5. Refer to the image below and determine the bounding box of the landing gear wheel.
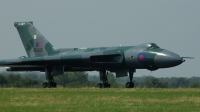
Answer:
[126,69,135,88]
[53,82,57,88]
[97,83,103,88]
[51,82,57,88]
[47,82,51,88]
[47,82,57,88]
[97,83,110,88]
[42,82,47,88]
[103,83,111,88]
[126,82,134,88]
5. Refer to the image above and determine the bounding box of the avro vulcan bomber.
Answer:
[0,22,192,88]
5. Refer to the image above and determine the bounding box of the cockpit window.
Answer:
[147,44,152,48]
[147,43,159,48]
[152,43,159,48]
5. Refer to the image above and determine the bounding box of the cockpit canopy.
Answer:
[147,43,159,49]
[136,43,160,49]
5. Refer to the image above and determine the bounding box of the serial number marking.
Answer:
[34,48,43,52]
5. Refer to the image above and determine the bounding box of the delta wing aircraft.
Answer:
[0,22,192,88]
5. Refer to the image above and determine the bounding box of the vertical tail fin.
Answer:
[14,22,59,57]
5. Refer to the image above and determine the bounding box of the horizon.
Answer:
[0,1,199,78]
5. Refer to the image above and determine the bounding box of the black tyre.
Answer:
[53,82,57,88]
[126,82,134,88]
[126,82,130,88]
[42,82,47,88]
[104,83,111,88]
[132,82,134,88]
[51,82,57,88]
[107,83,111,88]
[47,83,51,88]
[97,83,102,88]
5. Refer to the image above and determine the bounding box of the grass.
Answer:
[0,88,200,112]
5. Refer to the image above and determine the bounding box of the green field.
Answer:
[0,88,200,112]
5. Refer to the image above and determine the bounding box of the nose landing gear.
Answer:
[126,69,135,88]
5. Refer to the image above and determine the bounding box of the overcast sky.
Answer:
[0,0,199,77]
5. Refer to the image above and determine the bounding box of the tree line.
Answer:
[0,72,199,88]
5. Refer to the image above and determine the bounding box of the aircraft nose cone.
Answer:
[154,50,184,68]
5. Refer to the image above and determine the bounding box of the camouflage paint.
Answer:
[1,22,184,75]
[14,22,59,57]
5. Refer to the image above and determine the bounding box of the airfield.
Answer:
[0,88,200,112]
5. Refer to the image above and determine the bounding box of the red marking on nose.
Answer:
[139,55,144,61]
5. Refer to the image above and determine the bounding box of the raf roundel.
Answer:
[137,52,146,63]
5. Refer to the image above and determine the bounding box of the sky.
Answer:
[0,0,199,78]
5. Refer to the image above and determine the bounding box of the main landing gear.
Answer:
[97,70,111,88]
[97,69,135,88]
[126,69,135,88]
[42,67,57,88]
